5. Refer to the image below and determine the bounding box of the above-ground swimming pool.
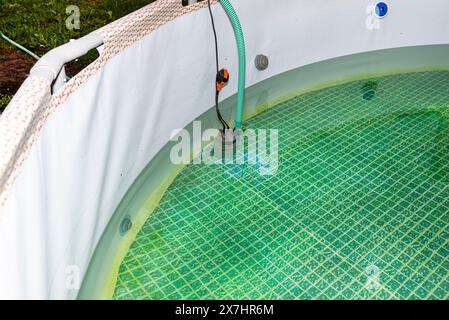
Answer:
[2,0,449,300]
[112,71,449,300]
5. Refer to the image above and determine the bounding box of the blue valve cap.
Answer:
[375,2,389,18]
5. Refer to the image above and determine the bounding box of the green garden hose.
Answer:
[219,0,246,129]
[0,33,40,60]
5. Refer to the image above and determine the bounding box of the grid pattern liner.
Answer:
[114,71,449,300]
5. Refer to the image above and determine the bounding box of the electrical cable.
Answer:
[207,0,230,132]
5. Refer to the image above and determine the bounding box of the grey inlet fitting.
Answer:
[120,216,133,236]
[255,54,269,71]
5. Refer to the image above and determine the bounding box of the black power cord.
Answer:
[207,0,230,131]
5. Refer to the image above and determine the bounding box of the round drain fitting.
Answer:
[120,216,133,236]
[255,54,269,71]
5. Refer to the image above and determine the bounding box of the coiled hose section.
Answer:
[219,0,246,129]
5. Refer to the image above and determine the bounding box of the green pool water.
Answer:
[113,71,449,300]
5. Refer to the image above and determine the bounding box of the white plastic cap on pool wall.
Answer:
[30,32,103,92]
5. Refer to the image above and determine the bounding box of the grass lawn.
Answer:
[0,94,13,110]
[0,0,154,110]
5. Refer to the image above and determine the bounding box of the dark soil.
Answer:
[0,48,35,95]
